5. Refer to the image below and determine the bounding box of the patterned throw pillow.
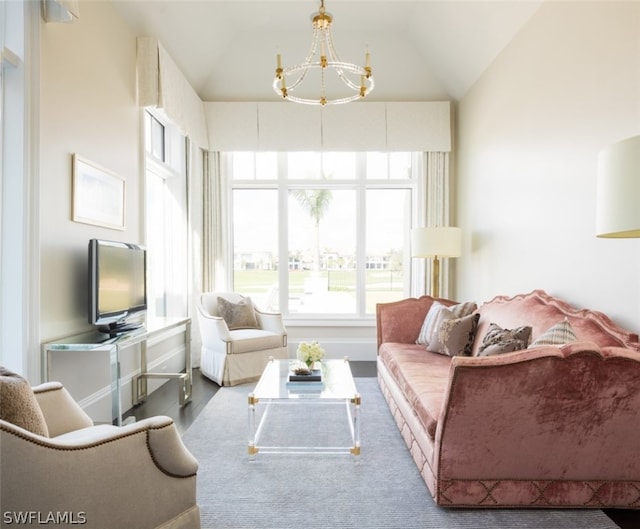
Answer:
[0,366,49,437]
[217,296,259,330]
[416,301,478,353]
[477,323,532,356]
[529,318,577,347]
[416,301,477,347]
[430,313,480,357]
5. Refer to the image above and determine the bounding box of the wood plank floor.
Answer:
[125,362,636,529]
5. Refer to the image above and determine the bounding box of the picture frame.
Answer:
[72,154,125,230]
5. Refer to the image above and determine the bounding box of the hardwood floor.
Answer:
[125,362,637,529]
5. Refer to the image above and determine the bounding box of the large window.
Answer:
[144,111,188,319]
[227,152,418,318]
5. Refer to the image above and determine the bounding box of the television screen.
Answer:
[88,239,147,332]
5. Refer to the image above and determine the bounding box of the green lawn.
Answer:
[233,269,404,313]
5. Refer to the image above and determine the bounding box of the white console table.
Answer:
[42,317,192,425]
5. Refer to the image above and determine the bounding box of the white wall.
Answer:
[39,1,140,342]
[456,1,640,332]
[38,2,188,417]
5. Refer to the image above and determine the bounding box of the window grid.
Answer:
[227,152,418,319]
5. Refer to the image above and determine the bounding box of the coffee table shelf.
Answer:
[248,357,361,458]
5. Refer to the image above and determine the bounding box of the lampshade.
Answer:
[411,227,462,258]
[596,135,640,238]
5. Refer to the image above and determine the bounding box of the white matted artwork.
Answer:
[72,154,125,230]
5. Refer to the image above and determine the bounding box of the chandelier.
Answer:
[273,0,374,106]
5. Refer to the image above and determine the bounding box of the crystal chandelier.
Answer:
[273,0,374,106]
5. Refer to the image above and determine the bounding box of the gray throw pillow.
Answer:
[416,301,477,347]
[217,296,259,330]
[430,312,480,357]
[478,323,532,356]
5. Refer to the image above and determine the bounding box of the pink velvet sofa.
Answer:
[376,289,640,508]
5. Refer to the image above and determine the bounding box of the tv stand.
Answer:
[98,321,144,336]
[42,317,192,425]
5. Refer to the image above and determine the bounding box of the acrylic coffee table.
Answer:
[248,357,361,459]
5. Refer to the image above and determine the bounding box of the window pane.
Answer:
[322,152,356,179]
[389,152,412,179]
[366,152,388,179]
[256,152,278,180]
[230,152,254,179]
[365,189,410,313]
[288,152,321,180]
[288,189,356,314]
[232,189,279,311]
[146,173,167,317]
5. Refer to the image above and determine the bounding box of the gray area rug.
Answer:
[182,378,620,529]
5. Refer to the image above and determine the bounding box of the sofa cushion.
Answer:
[477,323,532,356]
[416,301,477,347]
[529,318,577,347]
[0,367,49,437]
[378,343,451,439]
[217,295,258,330]
[430,313,480,357]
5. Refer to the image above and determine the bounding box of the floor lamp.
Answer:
[596,135,640,238]
[411,227,462,299]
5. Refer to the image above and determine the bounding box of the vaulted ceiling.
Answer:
[111,0,543,102]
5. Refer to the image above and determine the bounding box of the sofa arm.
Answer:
[33,382,94,437]
[376,296,457,348]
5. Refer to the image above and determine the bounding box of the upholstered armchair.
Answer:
[197,292,288,386]
[0,368,200,529]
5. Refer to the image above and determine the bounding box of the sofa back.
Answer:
[472,289,640,356]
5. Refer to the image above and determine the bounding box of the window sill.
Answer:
[283,317,376,327]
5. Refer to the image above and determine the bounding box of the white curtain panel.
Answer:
[412,152,453,299]
[202,152,228,293]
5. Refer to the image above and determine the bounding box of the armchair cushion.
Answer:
[217,295,258,330]
[0,366,48,437]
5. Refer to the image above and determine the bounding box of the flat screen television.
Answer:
[88,239,147,334]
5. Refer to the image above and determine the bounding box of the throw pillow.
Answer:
[529,318,577,347]
[430,313,480,357]
[449,301,478,318]
[0,366,49,437]
[217,296,259,330]
[477,323,532,357]
[416,301,477,347]
[416,302,450,347]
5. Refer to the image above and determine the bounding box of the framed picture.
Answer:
[72,154,125,230]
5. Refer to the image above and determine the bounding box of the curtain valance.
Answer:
[204,101,451,152]
[137,37,209,150]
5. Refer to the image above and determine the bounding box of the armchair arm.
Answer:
[1,415,198,529]
[51,416,198,477]
[197,303,232,345]
[255,308,287,340]
[33,382,93,436]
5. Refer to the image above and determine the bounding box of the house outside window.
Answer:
[226,152,418,319]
